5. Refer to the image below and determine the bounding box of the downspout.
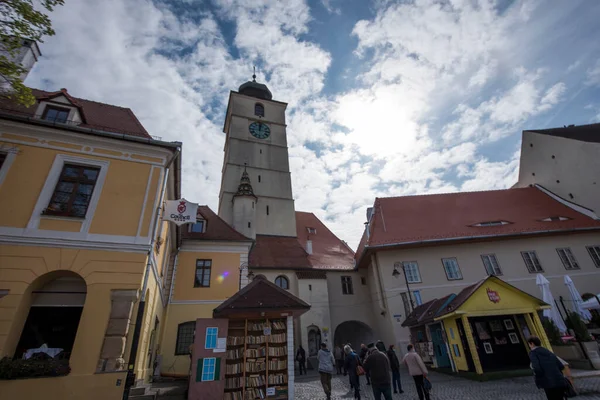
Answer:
[123,148,179,399]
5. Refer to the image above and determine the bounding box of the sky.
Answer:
[27,0,600,249]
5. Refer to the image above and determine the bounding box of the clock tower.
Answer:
[218,76,297,238]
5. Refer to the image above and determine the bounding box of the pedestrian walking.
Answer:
[296,345,306,376]
[317,342,336,400]
[403,344,430,400]
[359,343,371,385]
[376,340,386,353]
[334,345,344,374]
[528,336,566,400]
[344,345,362,400]
[387,344,404,394]
[363,343,393,400]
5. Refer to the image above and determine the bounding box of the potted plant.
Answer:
[569,312,600,370]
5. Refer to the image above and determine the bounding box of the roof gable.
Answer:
[183,205,250,242]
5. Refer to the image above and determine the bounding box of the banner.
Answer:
[163,199,198,225]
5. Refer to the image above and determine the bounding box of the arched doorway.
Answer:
[14,271,87,360]
[307,325,321,357]
[333,320,374,350]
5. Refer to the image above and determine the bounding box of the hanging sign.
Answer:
[486,288,500,303]
[163,199,198,225]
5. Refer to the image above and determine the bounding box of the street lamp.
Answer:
[393,262,415,312]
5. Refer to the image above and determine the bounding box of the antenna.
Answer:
[252,66,256,82]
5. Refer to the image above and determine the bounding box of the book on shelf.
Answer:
[246,335,266,344]
[268,359,287,370]
[227,348,244,359]
[245,358,266,373]
[244,388,265,400]
[271,320,286,330]
[226,363,243,375]
[225,377,243,389]
[268,346,287,357]
[224,391,243,400]
[227,336,245,346]
[248,321,267,331]
[245,347,266,358]
[268,374,288,385]
[245,374,266,388]
[268,333,286,343]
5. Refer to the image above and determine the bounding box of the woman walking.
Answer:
[318,342,336,400]
[528,336,566,400]
[344,345,362,399]
[403,344,430,400]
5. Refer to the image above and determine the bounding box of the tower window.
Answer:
[258,175,261,183]
[266,205,269,215]
[275,276,289,290]
[254,103,264,117]
[248,222,251,228]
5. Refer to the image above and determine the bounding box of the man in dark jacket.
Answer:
[359,343,371,385]
[528,336,566,400]
[376,340,386,353]
[296,345,306,375]
[344,345,362,399]
[387,344,403,394]
[363,343,392,400]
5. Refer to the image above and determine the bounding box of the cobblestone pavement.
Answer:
[295,369,600,400]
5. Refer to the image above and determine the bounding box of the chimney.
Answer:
[306,240,313,255]
[366,207,374,221]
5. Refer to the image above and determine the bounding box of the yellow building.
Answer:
[0,87,181,399]
[402,275,552,375]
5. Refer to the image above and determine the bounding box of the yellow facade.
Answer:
[0,118,180,399]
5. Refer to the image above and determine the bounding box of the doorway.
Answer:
[307,326,321,357]
[428,323,451,368]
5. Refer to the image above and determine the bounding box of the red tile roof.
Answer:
[296,270,327,279]
[183,206,251,242]
[213,275,310,317]
[356,187,600,267]
[248,212,355,270]
[0,88,151,138]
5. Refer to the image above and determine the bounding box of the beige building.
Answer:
[355,186,600,356]
[515,123,600,213]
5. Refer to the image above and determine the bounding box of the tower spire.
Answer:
[252,66,256,82]
[234,163,256,198]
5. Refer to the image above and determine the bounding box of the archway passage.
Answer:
[334,320,374,350]
[15,272,87,360]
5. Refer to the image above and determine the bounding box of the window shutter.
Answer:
[215,358,221,381]
[196,358,204,382]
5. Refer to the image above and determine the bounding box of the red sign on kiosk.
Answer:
[486,288,500,303]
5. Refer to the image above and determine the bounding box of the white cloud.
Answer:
[586,59,600,86]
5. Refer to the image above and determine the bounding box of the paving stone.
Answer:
[295,368,600,400]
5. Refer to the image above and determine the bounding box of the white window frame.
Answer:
[189,219,206,233]
[401,261,421,283]
[0,151,17,188]
[205,327,218,350]
[27,154,109,233]
[556,248,579,270]
[481,254,502,276]
[442,258,463,280]
[307,227,317,234]
[201,357,216,382]
[521,251,543,273]
[587,246,600,268]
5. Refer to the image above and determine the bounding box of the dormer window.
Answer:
[307,227,317,234]
[472,221,510,227]
[541,216,570,222]
[42,106,70,123]
[190,219,206,233]
[254,103,264,117]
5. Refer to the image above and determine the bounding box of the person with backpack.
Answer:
[528,336,567,400]
[317,342,336,400]
[344,345,362,400]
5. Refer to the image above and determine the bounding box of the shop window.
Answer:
[175,321,195,355]
[341,276,353,295]
[441,258,462,280]
[275,276,289,290]
[587,246,600,267]
[190,220,205,233]
[401,261,422,283]
[205,327,218,349]
[194,259,212,287]
[481,254,502,276]
[556,248,580,270]
[44,164,100,217]
[521,251,543,273]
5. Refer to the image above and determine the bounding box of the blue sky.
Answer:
[27,0,600,248]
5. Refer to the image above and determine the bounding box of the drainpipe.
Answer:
[123,149,179,400]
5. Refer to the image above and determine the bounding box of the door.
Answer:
[456,318,475,372]
[429,323,451,368]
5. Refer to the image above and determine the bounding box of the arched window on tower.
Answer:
[254,103,264,117]
[275,276,289,290]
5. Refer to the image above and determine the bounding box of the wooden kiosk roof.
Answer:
[213,275,310,318]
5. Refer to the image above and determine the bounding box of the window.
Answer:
[258,175,261,183]
[521,251,543,273]
[360,277,366,285]
[472,221,510,227]
[200,357,217,381]
[266,205,269,215]
[194,260,212,287]
[557,248,580,270]
[254,103,264,117]
[441,258,463,280]
[190,220,205,233]
[587,246,600,267]
[175,322,195,355]
[44,164,100,217]
[307,227,317,234]
[413,290,422,306]
[42,106,70,123]
[205,327,218,349]
[401,261,422,283]
[541,216,570,222]
[275,276,289,290]
[341,276,353,295]
[481,254,502,276]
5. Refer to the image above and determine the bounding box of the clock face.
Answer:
[249,122,270,139]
